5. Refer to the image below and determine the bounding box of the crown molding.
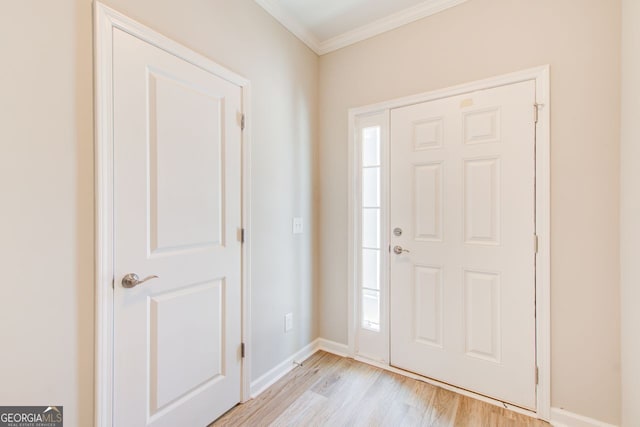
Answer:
[254,0,322,54]
[255,0,468,56]
[317,0,469,54]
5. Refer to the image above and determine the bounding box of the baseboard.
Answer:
[249,339,320,398]
[550,408,618,427]
[316,338,350,357]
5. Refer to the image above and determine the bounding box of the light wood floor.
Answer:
[211,351,549,427]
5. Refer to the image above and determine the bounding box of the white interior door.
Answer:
[112,27,243,426]
[389,81,537,409]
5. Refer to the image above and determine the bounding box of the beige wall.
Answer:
[318,0,621,423]
[0,2,94,426]
[621,0,640,425]
[0,1,318,426]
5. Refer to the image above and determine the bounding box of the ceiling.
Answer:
[254,0,469,55]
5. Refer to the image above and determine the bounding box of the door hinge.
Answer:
[241,342,245,358]
[534,104,539,124]
[534,234,539,254]
[241,114,246,131]
[535,366,539,385]
[240,228,246,243]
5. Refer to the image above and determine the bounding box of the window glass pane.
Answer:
[362,127,380,167]
[362,208,380,249]
[362,248,380,290]
[362,289,380,331]
[362,167,380,208]
[360,123,382,334]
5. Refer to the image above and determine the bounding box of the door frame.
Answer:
[347,66,550,420]
[93,3,253,426]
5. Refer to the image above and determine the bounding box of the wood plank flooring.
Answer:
[210,351,549,427]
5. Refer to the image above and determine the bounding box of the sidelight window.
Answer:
[360,126,381,331]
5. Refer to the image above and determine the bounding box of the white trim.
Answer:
[317,338,350,358]
[94,6,115,426]
[253,0,321,54]
[317,0,469,55]
[347,65,551,421]
[349,66,551,115]
[534,66,552,421]
[241,83,253,404]
[254,0,468,55]
[249,340,320,398]
[248,339,348,399]
[550,408,618,427]
[93,3,252,425]
[347,114,357,357]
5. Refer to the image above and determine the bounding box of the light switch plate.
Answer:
[285,313,293,332]
[293,217,303,234]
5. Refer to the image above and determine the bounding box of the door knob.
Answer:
[122,273,159,288]
[393,246,410,255]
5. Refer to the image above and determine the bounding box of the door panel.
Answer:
[463,270,501,362]
[113,28,242,427]
[464,157,500,245]
[414,163,443,241]
[148,71,224,252]
[390,81,536,409]
[150,281,224,412]
[414,265,443,348]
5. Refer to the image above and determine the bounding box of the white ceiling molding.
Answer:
[255,0,469,56]
[254,0,322,54]
[317,0,469,55]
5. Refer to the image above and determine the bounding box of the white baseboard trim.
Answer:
[316,338,350,357]
[249,338,350,399]
[249,339,320,398]
[550,408,618,427]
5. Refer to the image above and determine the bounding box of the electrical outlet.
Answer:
[285,313,293,332]
[292,217,303,234]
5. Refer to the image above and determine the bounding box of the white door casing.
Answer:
[389,81,537,409]
[95,4,252,426]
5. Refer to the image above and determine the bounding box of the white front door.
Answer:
[112,27,243,426]
[389,81,537,409]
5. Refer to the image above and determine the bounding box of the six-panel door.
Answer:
[389,81,537,409]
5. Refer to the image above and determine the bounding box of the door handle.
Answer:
[393,246,410,255]
[122,273,159,288]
